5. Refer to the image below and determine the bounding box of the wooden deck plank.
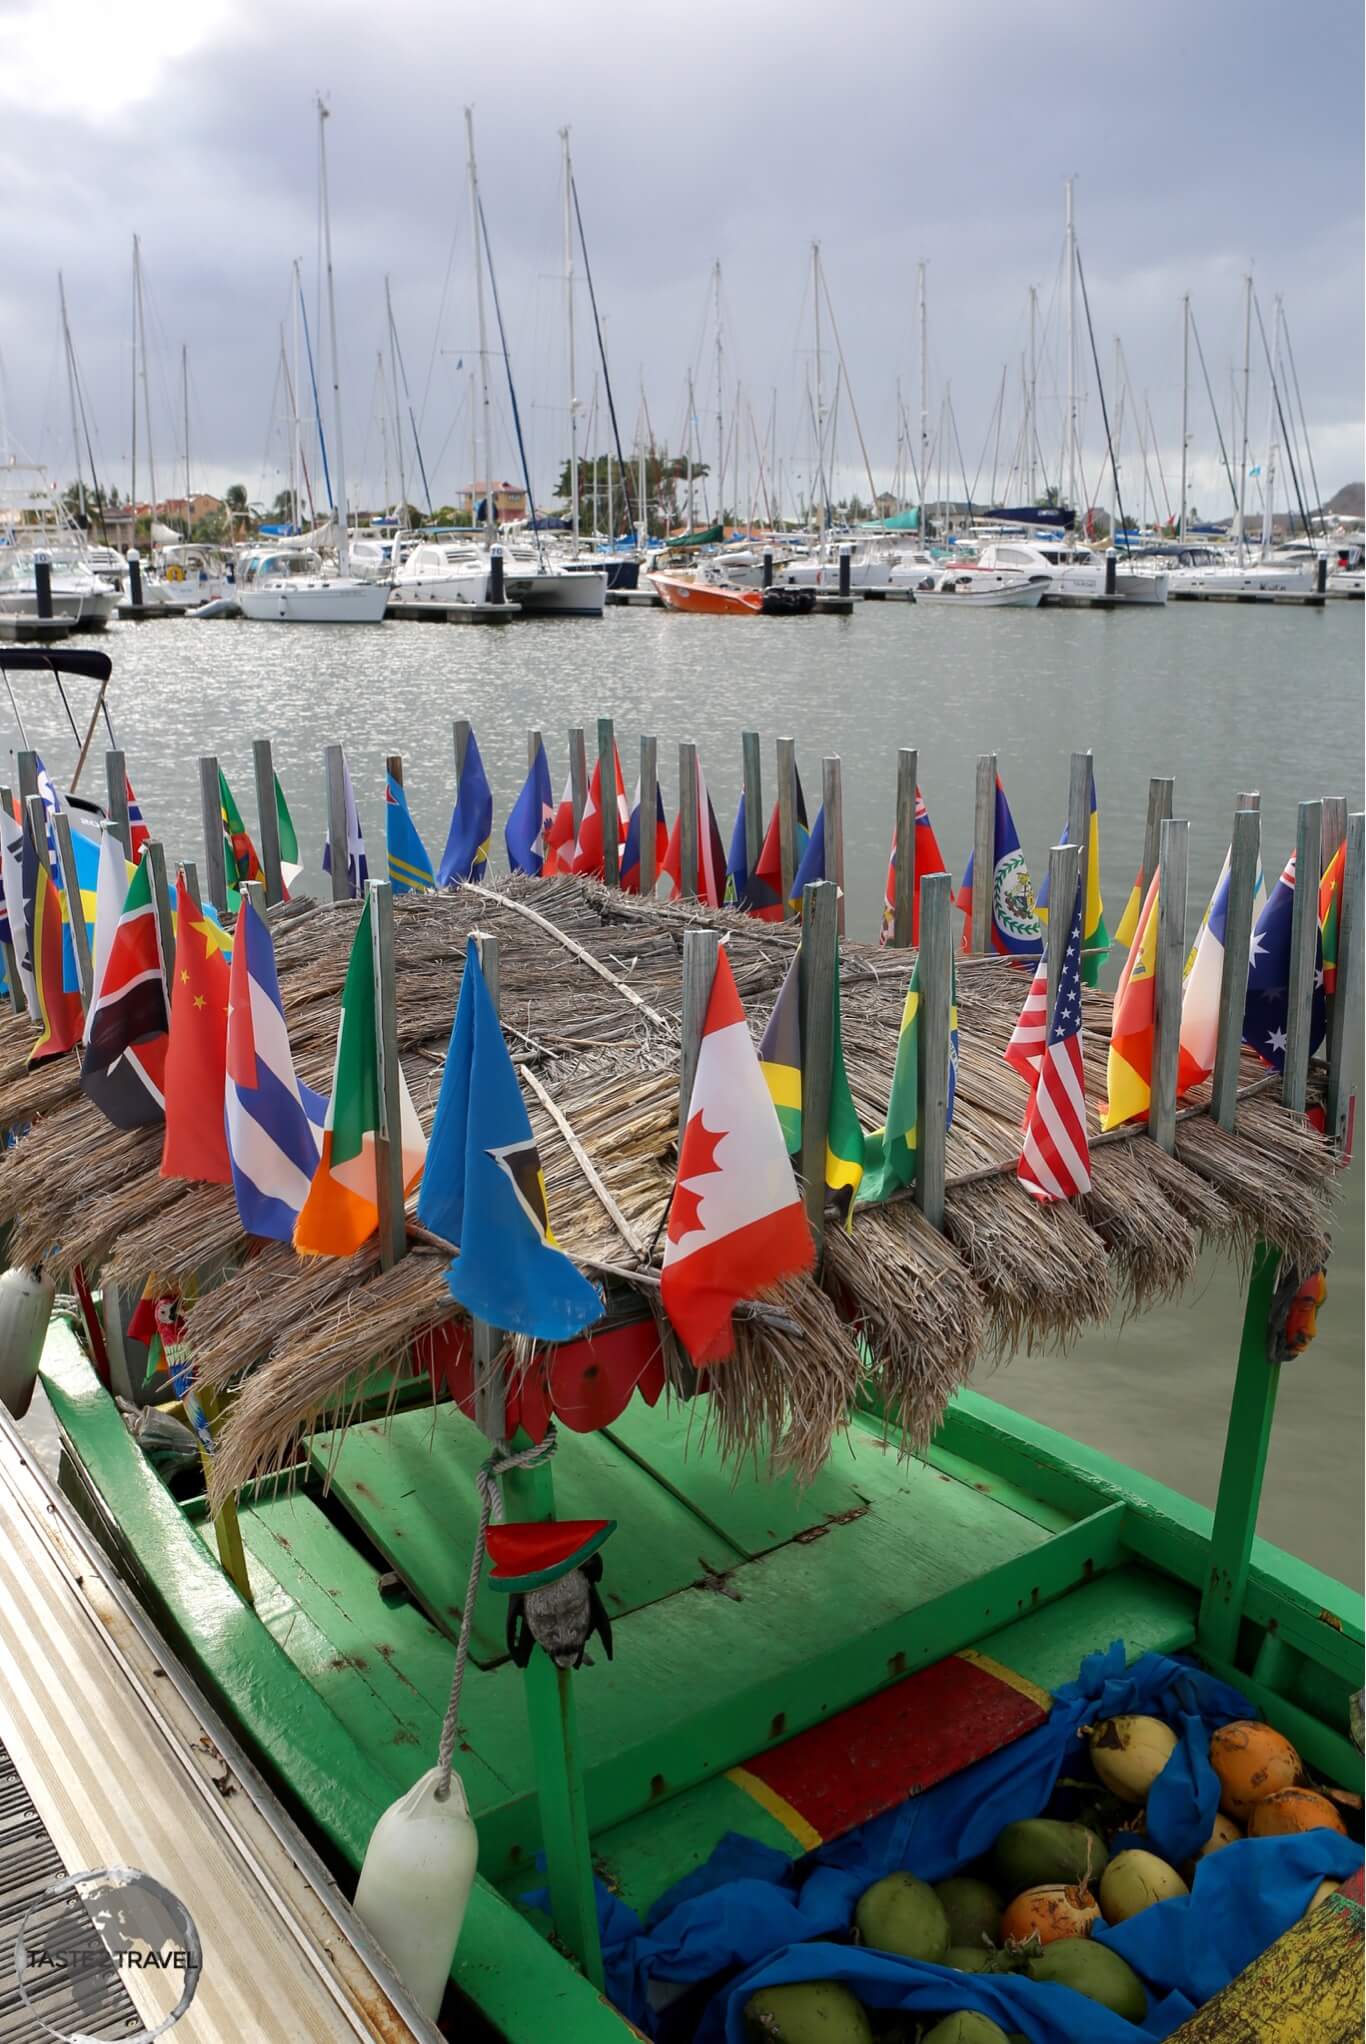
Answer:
[310,1404,750,1658]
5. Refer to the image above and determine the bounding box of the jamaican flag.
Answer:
[859,955,959,1205]
[757,943,864,1227]
[219,768,264,888]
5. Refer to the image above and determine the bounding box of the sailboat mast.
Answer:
[129,238,138,535]
[685,372,696,532]
[1235,271,1252,564]
[1260,328,1278,561]
[465,108,495,546]
[1064,177,1077,510]
[58,273,86,528]
[638,390,647,545]
[712,260,724,531]
[135,238,159,547]
[560,128,580,550]
[290,258,303,530]
[1027,283,1038,502]
[1179,293,1190,541]
[385,276,410,531]
[812,241,824,539]
[181,344,192,539]
[317,98,351,575]
[917,260,928,541]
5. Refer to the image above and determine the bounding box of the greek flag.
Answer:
[225,897,326,1241]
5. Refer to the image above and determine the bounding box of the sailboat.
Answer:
[239,101,388,625]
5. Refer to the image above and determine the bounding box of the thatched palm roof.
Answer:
[0,877,1338,1490]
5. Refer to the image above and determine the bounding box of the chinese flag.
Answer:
[160,877,233,1184]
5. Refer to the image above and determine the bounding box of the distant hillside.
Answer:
[1325,482,1364,518]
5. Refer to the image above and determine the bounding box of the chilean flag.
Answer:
[661,947,813,1364]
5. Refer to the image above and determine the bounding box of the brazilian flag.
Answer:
[758,944,865,1229]
[859,953,958,1205]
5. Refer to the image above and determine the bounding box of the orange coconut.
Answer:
[1000,1882,1100,1945]
[1246,1788,1348,1839]
[1208,1721,1301,1822]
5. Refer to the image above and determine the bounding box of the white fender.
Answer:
[353,1765,478,2019]
[0,1266,55,1420]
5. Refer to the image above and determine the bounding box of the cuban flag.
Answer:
[955,775,1043,959]
[225,897,327,1241]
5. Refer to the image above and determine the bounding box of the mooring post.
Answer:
[639,735,658,897]
[1325,812,1364,1150]
[798,880,839,1253]
[1281,799,1324,1115]
[762,547,774,589]
[32,552,53,621]
[324,743,351,902]
[970,754,997,955]
[892,748,917,948]
[252,737,284,906]
[776,736,798,918]
[597,716,619,886]
[679,927,720,1135]
[0,785,25,1015]
[838,543,852,600]
[568,727,588,836]
[1045,843,1080,1018]
[368,879,409,1272]
[488,543,506,607]
[822,756,845,936]
[145,841,176,980]
[126,549,144,608]
[51,811,94,1007]
[1149,817,1189,1154]
[915,872,952,1230]
[197,754,229,913]
[1210,807,1261,1133]
[741,730,763,892]
[678,741,699,900]
[104,750,132,861]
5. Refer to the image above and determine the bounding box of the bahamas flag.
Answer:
[418,938,602,1339]
[955,775,1043,959]
[385,774,436,892]
[438,729,493,886]
[757,944,864,1226]
[1035,774,1110,987]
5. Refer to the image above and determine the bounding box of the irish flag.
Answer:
[661,947,813,1363]
[294,895,426,1255]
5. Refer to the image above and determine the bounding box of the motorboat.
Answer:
[236,547,389,624]
[886,549,950,592]
[648,570,764,615]
[500,548,607,617]
[777,545,891,591]
[975,540,1168,607]
[911,570,1046,609]
[0,547,116,625]
[389,540,489,607]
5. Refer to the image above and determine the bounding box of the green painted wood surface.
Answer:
[40,1327,635,2043]
[1198,1242,1282,1662]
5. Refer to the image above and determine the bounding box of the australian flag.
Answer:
[1243,852,1325,1072]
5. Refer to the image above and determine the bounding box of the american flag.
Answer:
[1018,879,1092,1203]
[1004,954,1048,1080]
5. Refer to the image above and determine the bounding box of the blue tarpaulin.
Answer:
[584,1644,1363,2041]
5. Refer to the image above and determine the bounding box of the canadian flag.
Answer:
[661,947,814,1363]
[570,747,630,877]
[542,771,578,876]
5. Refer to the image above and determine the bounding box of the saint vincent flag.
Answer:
[219,768,263,888]
[28,854,83,1065]
[385,774,436,892]
[757,944,864,1227]
[161,877,234,1183]
[294,894,427,1256]
[1035,774,1109,987]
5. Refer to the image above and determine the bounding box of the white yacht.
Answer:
[0,547,117,625]
[975,540,1168,607]
[237,546,388,624]
[1165,554,1317,602]
[500,546,606,617]
[389,539,488,606]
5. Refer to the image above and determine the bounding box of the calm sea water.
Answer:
[12,599,1363,1583]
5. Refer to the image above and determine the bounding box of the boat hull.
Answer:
[648,573,764,615]
[238,579,389,624]
[502,568,607,616]
[914,580,1046,608]
[388,569,489,608]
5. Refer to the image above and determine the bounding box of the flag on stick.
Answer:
[275,774,302,891]
[126,776,150,859]
[542,770,577,876]
[878,786,949,946]
[662,947,813,1364]
[219,768,263,888]
[956,775,1043,958]
[757,943,866,1225]
[417,938,601,1338]
[1242,852,1326,1073]
[749,766,810,922]
[505,740,554,876]
[161,877,233,1182]
[1178,837,1265,1088]
[322,757,369,897]
[81,839,167,1128]
[385,774,436,892]
[570,747,630,879]
[788,807,827,911]
[225,898,326,1240]
[1320,841,1346,996]
[1035,774,1110,986]
[438,729,494,886]
[0,809,34,1011]
[661,756,728,907]
[620,778,667,895]
[1017,879,1092,1203]
[1004,954,1049,1082]
[28,852,82,1065]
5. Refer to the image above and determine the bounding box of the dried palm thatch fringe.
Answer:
[684,1276,866,1486]
[1080,1146,1200,1315]
[188,1239,386,1391]
[945,1175,1114,1355]
[825,1207,986,1446]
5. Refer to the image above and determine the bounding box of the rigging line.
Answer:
[989,362,1007,504]
[1144,392,1174,525]
[948,388,973,524]
[896,396,925,508]
[298,272,333,514]
[1073,242,1132,552]
[571,174,634,536]
[1250,285,1314,544]
[1188,303,1239,516]
[389,299,434,516]
[476,190,544,559]
[816,266,880,513]
[418,209,464,432]
[1278,306,1325,536]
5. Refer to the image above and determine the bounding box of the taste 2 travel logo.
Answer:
[15,1865,201,2042]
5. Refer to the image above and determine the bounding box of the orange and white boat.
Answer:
[648,571,763,616]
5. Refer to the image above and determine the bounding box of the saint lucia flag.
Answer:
[1035,773,1109,986]
[418,938,602,1339]
[955,775,1043,959]
[385,774,436,892]
[438,729,494,886]
[505,738,553,876]
[225,898,327,1241]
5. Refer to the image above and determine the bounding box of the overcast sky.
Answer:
[1,0,1361,523]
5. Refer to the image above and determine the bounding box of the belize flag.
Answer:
[621,778,667,895]
[956,775,1043,959]
[1242,852,1326,1073]
[225,897,327,1240]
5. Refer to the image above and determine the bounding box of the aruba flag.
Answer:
[385,774,436,892]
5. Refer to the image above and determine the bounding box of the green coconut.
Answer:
[743,1979,874,2043]
[933,1877,1003,1949]
[945,1946,996,1973]
[989,1818,1109,1896]
[920,2016,1013,2044]
[1026,1939,1147,2022]
[854,1873,951,1964]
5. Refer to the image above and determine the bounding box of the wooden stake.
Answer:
[776,736,798,918]
[1321,796,1347,869]
[385,751,404,789]
[15,751,38,817]
[0,785,25,1015]
[798,879,839,1251]
[639,735,658,897]
[1324,811,1363,1149]
[252,737,284,907]
[145,841,176,981]
[1211,806,1261,1132]
[51,811,93,1006]
[1066,749,1092,937]
[1149,816,1188,1153]
[368,880,408,1271]
[453,718,471,785]
[679,927,719,1135]
[970,754,996,954]
[1141,776,1174,899]
[678,741,699,900]
[568,726,587,834]
[197,754,229,913]
[527,727,542,774]
[915,872,952,1230]
[324,744,351,902]
[1281,799,1323,1114]
[822,756,845,936]
[892,748,917,948]
[104,750,132,860]
[597,717,619,886]
[741,730,763,885]
[1045,843,1080,1017]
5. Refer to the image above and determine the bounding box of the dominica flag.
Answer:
[81,841,169,1129]
[878,786,949,947]
[438,728,494,886]
[956,775,1043,959]
[385,773,436,892]
[1035,773,1109,986]
[295,893,427,1256]
[757,943,865,1226]
[219,768,264,889]
[505,738,554,876]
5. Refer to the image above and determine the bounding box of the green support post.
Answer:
[1197,1242,1281,1665]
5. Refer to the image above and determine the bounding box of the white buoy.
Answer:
[353,1766,478,2020]
[0,1267,54,1419]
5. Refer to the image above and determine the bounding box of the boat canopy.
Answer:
[980,505,1078,531]
[661,523,724,549]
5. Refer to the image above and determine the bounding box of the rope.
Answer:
[434,1426,558,1800]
